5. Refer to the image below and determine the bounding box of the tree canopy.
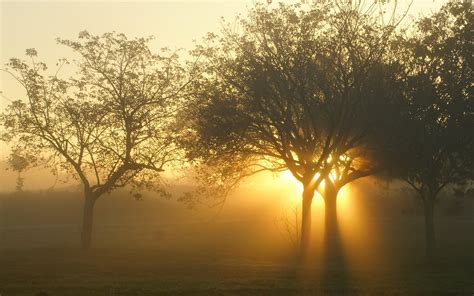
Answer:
[179,2,403,253]
[376,2,473,258]
[379,1,474,198]
[1,31,188,248]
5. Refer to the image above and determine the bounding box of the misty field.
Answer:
[0,189,473,295]
[1,246,472,296]
[1,0,473,295]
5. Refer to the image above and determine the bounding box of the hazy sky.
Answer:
[0,1,252,106]
[0,0,448,106]
[0,0,448,190]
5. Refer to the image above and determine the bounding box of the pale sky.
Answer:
[0,1,254,105]
[0,0,447,190]
[0,0,448,108]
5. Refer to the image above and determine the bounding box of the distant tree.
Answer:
[7,148,36,192]
[1,32,187,249]
[381,2,473,259]
[179,2,400,255]
[276,205,301,250]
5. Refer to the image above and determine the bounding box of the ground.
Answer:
[1,242,473,296]
[0,191,473,295]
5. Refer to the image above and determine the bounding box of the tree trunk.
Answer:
[423,197,435,260]
[300,186,314,256]
[324,182,339,251]
[81,192,96,250]
[323,181,342,266]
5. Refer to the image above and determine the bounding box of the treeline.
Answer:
[1,1,472,261]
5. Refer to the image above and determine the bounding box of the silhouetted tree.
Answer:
[180,2,400,255]
[7,148,36,192]
[381,2,473,259]
[1,32,186,249]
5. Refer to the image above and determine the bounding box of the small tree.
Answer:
[7,148,36,192]
[382,2,473,259]
[1,32,186,249]
[180,2,399,255]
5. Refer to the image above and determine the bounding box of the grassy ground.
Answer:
[0,191,473,295]
[0,244,472,296]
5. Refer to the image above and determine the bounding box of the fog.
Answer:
[1,168,473,294]
[1,1,472,295]
[1,172,472,258]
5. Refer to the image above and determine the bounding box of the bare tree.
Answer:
[275,204,301,251]
[1,31,187,249]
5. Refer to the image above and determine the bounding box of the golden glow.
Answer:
[277,170,325,207]
[278,168,341,198]
[280,170,299,185]
[326,155,333,163]
[335,184,350,212]
[337,180,386,273]
[279,170,303,197]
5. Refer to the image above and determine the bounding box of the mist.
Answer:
[1,0,473,295]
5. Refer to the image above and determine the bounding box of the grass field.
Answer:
[0,189,473,295]
[0,244,473,296]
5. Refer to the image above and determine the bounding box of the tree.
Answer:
[1,32,186,249]
[179,2,399,255]
[7,148,36,192]
[381,2,473,259]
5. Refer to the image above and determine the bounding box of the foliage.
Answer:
[384,2,473,198]
[6,147,37,191]
[179,2,401,204]
[374,1,474,258]
[1,31,187,198]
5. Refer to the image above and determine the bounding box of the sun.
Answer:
[279,170,303,194]
[278,168,351,206]
[280,170,299,183]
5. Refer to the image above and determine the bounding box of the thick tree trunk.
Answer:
[324,185,339,251]
[300,186,314,256]
[423,197,435,260]
[81,192,96,250]
[324,191,338,247]
[323,180,343,266]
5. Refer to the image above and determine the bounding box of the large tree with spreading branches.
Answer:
[380,2,473,259]
[179,2,402,255]
[1,31,187,249]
